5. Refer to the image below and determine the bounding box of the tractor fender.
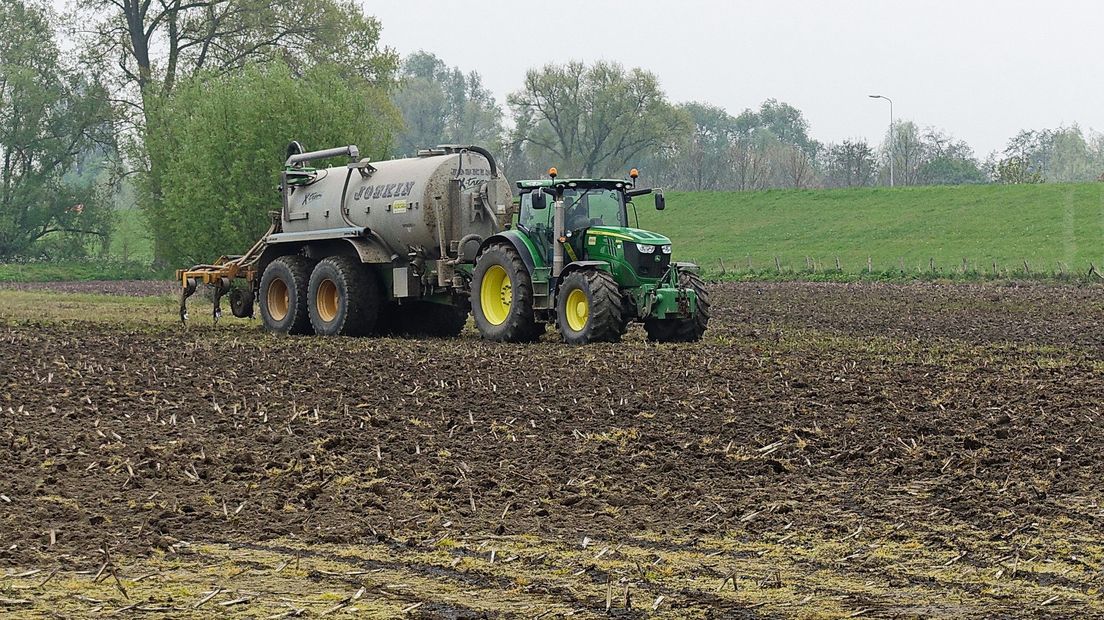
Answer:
[478,231,539,274]
[559,261,612,278]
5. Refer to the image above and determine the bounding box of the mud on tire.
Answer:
[307,256,380,336]
[644,271,710,343]
[258,255,315,335]
[471,243,540,343]
[556,269,623,344]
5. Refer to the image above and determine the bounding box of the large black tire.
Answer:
[644,271,710,343]
[307,256,380,336]
[259,255,315,335]
[556,270,623,344]
[377,300,469,338]
[470,243,540,342]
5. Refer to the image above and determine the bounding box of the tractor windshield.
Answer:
[562,188,626,230]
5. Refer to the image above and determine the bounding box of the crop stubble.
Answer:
[0,281,1102,618]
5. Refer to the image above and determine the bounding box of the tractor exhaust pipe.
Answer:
[552,195,565,277]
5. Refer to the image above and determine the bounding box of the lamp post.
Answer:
[869,94,894,187]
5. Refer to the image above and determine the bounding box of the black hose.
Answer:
[339,167,356,228]
[461,146,501,178]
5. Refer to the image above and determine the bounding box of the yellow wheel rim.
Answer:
[316,279,339,323]
[267,278,290,321]
[480,264,512,326]
[565,288,589,332]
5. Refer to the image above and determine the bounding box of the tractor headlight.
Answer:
[636,243,656,254]
[661,244,672,254]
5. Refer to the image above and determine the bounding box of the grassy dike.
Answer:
[637,183,1104,279]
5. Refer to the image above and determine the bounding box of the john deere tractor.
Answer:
[470,168,709,344]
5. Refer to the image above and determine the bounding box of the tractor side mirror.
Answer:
[531,189,548,210]
[654,191,666,211]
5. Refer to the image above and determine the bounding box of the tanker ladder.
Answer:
[176,219,277,325]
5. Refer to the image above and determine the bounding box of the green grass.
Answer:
[11,183,1104,283]
[0,261,169,283]
[636,183,1104,279]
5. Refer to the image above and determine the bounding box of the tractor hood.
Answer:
[587,226,671,246]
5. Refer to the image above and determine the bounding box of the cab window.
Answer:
[519,192,552,230]
[564,189,625,229]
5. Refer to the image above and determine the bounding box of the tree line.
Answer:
[3,0,1103,264]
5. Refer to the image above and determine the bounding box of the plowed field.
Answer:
[1,282,1103,618]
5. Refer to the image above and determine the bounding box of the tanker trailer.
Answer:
[177,143,512,336]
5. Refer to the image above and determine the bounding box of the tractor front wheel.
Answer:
[307,256,380,336]
[556,269,623,344]
[644,271,710,343]
[259,255,315,335]
[471,243,540,342]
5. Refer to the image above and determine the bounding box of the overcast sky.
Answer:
[367,0,1103,156]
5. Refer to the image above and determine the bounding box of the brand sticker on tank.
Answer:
[587,236,597,246]
[392,200,408,214]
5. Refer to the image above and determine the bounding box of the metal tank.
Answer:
[278,145,511,262]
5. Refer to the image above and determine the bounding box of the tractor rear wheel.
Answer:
[644,271,710,343]
[307,256,379,336]
[259,255,315,335]
[471,243,540,342]
[556,269,623,344]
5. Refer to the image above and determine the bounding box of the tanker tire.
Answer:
[259,255,315,335]
[307,256,379,336]
[471,243,540,343]
[644,271,710,343]
[556,269,623,345]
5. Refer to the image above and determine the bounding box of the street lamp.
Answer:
[869,94,894,187]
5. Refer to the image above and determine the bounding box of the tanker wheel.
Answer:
[259,255,315,335]
[644,271,711,343]
[471,243,540,342]
[556,269,623,344]
[307,256,380,336]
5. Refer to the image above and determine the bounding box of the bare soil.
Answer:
[1,281,1102,618]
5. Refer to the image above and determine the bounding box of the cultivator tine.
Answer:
[179,278,198,325]
[211,278,230,323]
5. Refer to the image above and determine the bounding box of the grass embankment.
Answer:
[8,183,1104,283]
[638,183,1104,280]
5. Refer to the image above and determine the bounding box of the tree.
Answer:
[72,0,399,262]
[992,130,1050,184]
[917,128,984,185]
[1048,125,1095,182]
[508,61,688,178]
[144,62,399,265]
[781,144,814,189]
[823,140,876,188]
[392,51,503,156]
[0,0,113,258]
[881,121,925,186]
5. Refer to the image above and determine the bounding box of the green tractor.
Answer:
[470,168,709,344]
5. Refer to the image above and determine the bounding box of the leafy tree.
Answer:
[391,51,503,156]
[508,61,688,178]
[1047,125,1096,182]
[72,0,399,262]
[917,128,984,185]
[823,140,877,188]
[144,62,399,265]
[645,102,736,190]
[0,0,113,258]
